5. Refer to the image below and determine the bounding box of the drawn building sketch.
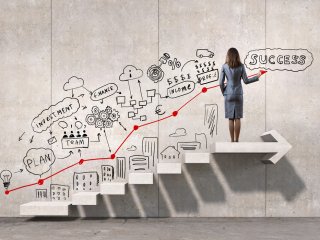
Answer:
[177,142,201,152]
[116,157,126,179]
[35,189,48,199]
[160,146,180,161]
[129,155,150,171]
[50,184,70,201]
[142,137,158,167]
[73,172,99,191]
[101,165,115,182]
[204,104,218,137]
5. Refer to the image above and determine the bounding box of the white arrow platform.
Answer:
[212,130,292,164]
[19,130,291,216]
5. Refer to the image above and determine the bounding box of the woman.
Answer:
[219,48,261,142]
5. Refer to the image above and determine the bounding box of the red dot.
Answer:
[111,154,116,159]
[79,159,84,165]
[133,125,139,131]
[172,111,178,117]
[38,179,44,185]
[5,190,9,195]
[202,87,207,93]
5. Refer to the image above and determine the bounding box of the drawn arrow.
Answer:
[181,59,198,71]
[155,93,169,99]
[127,81,133,99]
[118,122,127,131]
[248,70,267,78]
[82,106,87,110]
[212,130,291,164]
[117,91,122,94]
[81,86,93,95]
[14,169,23,173]
[137,80,143,100]
[103,129,112,152]
[90,133,101,142]
[18,132,25,141]
[29,135,34,144]
[58,150,74,159]
[78,93,85,98]
[78,149,82,157]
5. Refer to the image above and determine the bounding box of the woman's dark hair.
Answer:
[225,48,242,68]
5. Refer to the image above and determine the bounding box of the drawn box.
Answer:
[147,89,156,97]
[116,96,126,104]
[128,111,135,118]
[139,100,147,106]
[197,69,219,85]
[61,137,89,149]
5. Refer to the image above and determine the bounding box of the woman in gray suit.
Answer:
[219,48,261,142]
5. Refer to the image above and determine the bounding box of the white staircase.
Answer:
[19,131,291,216]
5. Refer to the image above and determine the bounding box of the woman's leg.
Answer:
[235,118,241,142]
[229,119,235,142]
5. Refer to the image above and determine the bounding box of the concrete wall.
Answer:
[0,0,318,217]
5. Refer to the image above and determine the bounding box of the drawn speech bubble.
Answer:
[167,81,195,98]
[23,148,56,176]
[58,121,68,129]
[31,97,80,133]
[91,83,118,101]
[244,48,313,72]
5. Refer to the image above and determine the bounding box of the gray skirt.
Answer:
[224,94,243,119]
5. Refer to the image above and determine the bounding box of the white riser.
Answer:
[100,182,126,195]
[129,173,153,184]
[20,201,71,216]
[157,163,181,174]
[184,153,211,163]
[72,192,100,205]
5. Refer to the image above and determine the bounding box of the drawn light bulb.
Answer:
[0,170,12,189]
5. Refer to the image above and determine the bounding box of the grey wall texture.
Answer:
[0,0,319,217]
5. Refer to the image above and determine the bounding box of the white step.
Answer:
[100,182,127,195]
[157,163,181,174]
[128,172,153,184]
[72,192,100,205]
[20,201,71,216]
[184,153,211,163]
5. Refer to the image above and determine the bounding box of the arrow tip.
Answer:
[260,70,267,75]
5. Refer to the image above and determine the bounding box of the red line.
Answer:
[43,162,79,180]
[114,129,134,154]
[207,84,220,90]
[5,83,223,195]
[8,182,38,193]
[84,157,112,162]
[139,114,173,128]
[178,90,203,111]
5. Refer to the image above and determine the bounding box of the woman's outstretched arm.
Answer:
[241,64,260,84]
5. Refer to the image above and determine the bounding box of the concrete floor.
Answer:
[0,218,319,240]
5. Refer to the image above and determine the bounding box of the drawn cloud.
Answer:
[23,148,56,176]
[119,65,143,81]
[63,76,84,91]
[126,145,137,151]
[169,128,187,137]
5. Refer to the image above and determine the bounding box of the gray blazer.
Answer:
[219,63,259,95]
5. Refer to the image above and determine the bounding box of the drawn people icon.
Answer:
[69,131,75,138]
